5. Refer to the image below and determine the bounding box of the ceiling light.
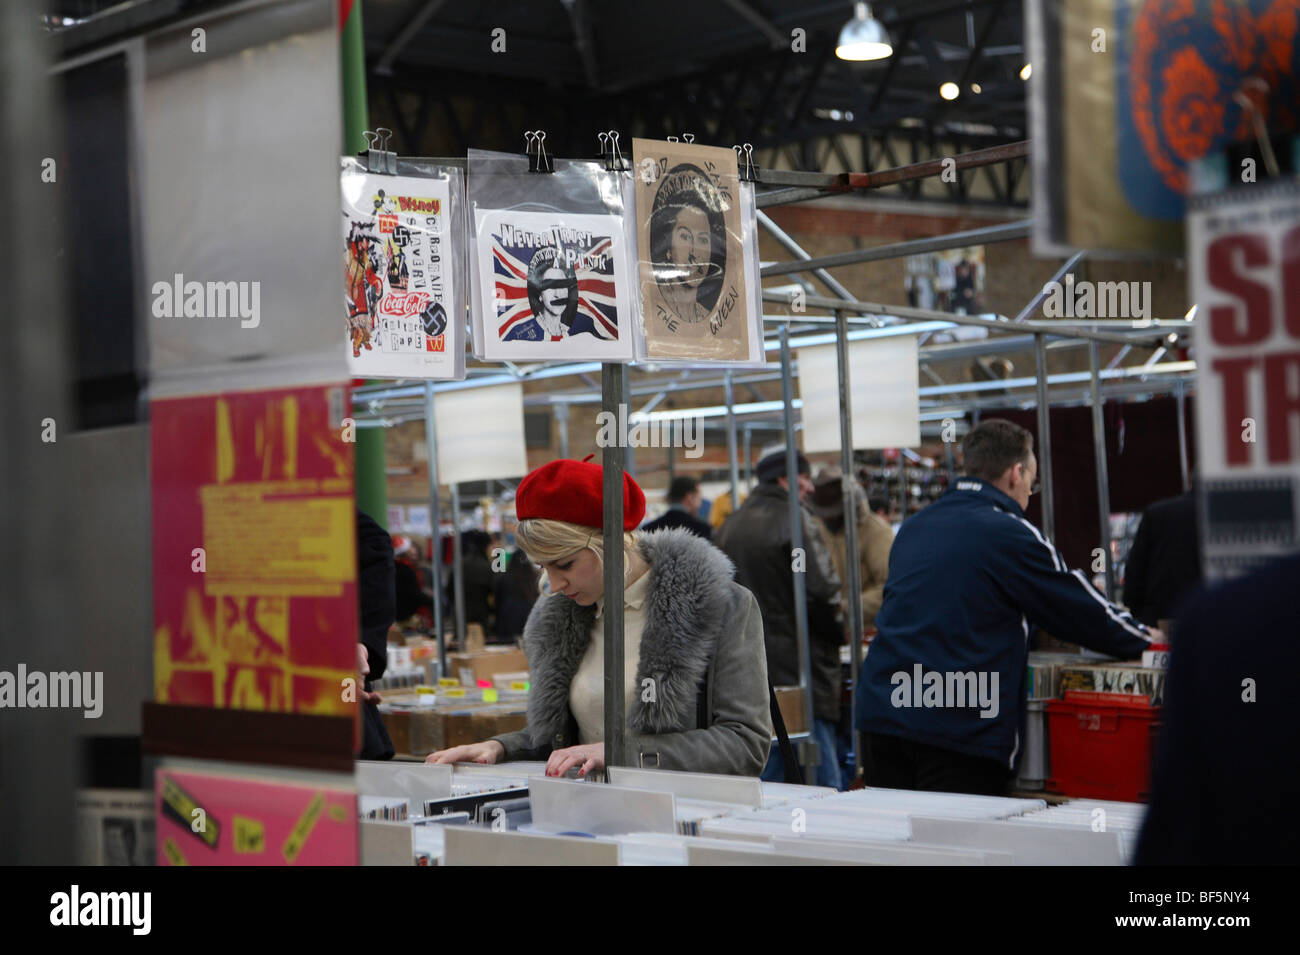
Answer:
[1020,63,1032,81]
[836,3,893,61]
[970,83,982,94]
[940,82,959,100]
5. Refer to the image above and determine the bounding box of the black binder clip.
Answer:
[526,129,553,174]
[603,130,627,173]
[733,142,759,183]
[361,128,397,175]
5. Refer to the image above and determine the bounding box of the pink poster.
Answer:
[156,767,357,866]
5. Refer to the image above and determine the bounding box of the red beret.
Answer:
[515,457,646,531]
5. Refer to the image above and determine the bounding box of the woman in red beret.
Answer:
[426,458,772,776]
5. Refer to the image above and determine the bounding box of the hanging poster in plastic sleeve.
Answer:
[468,149,635,362]
[340,158,466,379]
[1189,181,1300,581]
[798,335,920,452]
[632,138,756,362]
[434,382,528,486]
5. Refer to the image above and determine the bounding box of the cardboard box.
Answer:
[446,648,528,687]
[772,685,807,737]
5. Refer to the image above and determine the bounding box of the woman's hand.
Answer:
[425,740,505,765]
[546,742,605,778]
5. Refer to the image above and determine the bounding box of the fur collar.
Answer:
[519,527,735,745]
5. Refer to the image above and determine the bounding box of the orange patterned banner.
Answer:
[151,383,357,717]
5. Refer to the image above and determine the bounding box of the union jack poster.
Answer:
[473,208,636,361]
[340,166,464,378]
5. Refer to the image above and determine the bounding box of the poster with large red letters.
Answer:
[1190,182,1300,579]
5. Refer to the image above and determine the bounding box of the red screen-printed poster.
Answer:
[155,767,358,866]
[151,383,357,717]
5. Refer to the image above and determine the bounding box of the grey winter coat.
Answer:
[490,527,772,776]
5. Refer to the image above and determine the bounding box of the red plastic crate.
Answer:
[1045,698,1161,802]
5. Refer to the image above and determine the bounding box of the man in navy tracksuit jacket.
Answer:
[855,419,1156,795]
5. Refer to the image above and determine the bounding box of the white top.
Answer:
[569,568,651,745]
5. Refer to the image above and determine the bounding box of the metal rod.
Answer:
[757,210,864,311]
[601,363,627,769]
[833,310,864,783]
[1012,250,1088,322]
[450,483,466,647]
[761,220,1031,278]
[1176,383,1191,493]
[424,382,446,671]
[622,368,635,479]
[554,402,570,459]
[768,290,1155,347]
[779,326,816,773]
[725,371,740,509]
[667,419,675,484]
[1034,334,1056,541]
[743,425,753,487]
[1089,341,1114,597]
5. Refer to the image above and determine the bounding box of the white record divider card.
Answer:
[797,334,921,453]
[432,382,528,486]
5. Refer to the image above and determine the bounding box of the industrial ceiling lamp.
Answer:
[836,3,893,61]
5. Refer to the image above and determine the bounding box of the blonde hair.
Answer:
[515,518,642,596]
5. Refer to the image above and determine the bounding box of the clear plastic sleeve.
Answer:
[630,138,765,366]
[340,156,467,380]
[467,149,637,363]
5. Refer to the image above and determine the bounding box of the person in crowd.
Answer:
[447,529,497,641]
[426,458,771,776]
[391,535,432,626]
[706,486,745,531]
[716,449,846,788]
[1121,490,1201,628]
[642,475,713,541]
[810,467,894,631]
[356,509,395,760]
[494,548,540,645]
[856,419,1161,796]
[1136,552,1300,864]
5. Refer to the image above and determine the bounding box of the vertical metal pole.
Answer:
[834,310,864,781]
[944,438,956,482]
[897,458,907,521]
[1034,334,1056,541]
[601,363,627,769]
[724,370,740,509]
[743,424,753,487]
[780,327,816,765]
[1089,341,1115,596]
[622,369,635,480]
[1176,383,1190,493]
[450,483,466,647]
[667,419,675,484]
[554,402,570,459]
[424,383,445,673]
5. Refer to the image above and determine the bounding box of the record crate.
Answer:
[1045,697,1161,802]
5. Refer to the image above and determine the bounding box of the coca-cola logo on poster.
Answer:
[378,291,432,318]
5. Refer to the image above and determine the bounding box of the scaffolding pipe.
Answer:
[450,483,466,647]
[725,371,740,510]
[601,363,628,769]
[780,326,816,773]
[833,309,865,781]
[762,220,1031,278]
[1089,341,1115,597]
[1034,334,1056,542]
[423,382,446,672]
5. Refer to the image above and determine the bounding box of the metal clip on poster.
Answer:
[600,130,627,174]
[733,142,759,184]
[360,128,397,175]
[525,129,553,174]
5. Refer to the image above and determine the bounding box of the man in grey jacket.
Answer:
[717,450,845,788]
